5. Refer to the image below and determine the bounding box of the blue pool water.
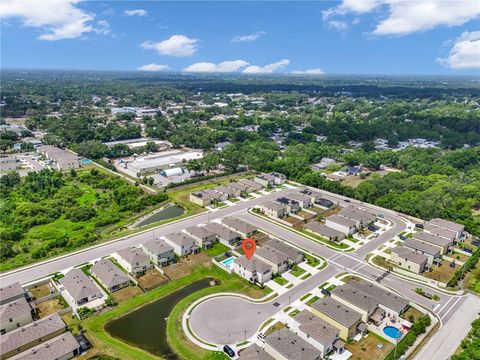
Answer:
[221,257,235,268]
[383,326,402,339]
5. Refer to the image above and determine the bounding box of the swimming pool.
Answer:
[221,257,235,269]
[383,326,402,339]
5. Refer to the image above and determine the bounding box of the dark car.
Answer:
[223,345,235,358]
[344,199,351,203]
[415,224,424,229]
[368,225,379,232]
[321,288,331,297]
[472,240,480,247]
[464,247,473,254]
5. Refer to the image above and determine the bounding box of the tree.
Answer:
[0,139,12,153]
[20,142,35,152]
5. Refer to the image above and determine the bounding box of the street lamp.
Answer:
[288,296,291,307]
[244,330,247,342]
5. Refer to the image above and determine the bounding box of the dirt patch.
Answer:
[285,216,303,226]
[112,285,143,303]
[36,297,68,318]
[346,332,394,360]
[163,252,212,280]
[423,260,458,283]
[29,283,52,299]
[402,306,425,323]
[137,268,169,291]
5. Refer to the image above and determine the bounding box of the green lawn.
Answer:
[304,253,320,267]
[300,230,350,249]
[206,243,231,258]
[290,266,306,277]
[273,277,289,286]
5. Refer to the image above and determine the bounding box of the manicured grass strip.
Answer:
[273,277,289,286]
[290,266,306,277]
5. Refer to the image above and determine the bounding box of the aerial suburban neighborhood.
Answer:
[1,1,480,360]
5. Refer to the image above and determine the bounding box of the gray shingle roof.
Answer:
[332,284,378,314]
[391,246,428,265]
[265,328,322,360]
[214,185,238,196]
[339,206,376,223]
[266,239,303,262]
[424,224,456,241]
[117,247,150,266]
[164,232,196,247]
[185,226,215,240]
[234,255,272,273]
[0,282,25,304]
[142,239,174,255]
[404,238,442,256]
[326,214,356,228]
[304,221,345,240]
[414,231,453,248]
[8,332,80,360]
[59,269,102,302]
[0,313,65,355]
[428,218,464,233]
[285,192,312,204]
[262,200,287,212]
[295,310,339,347]
[255,245,289,265]
[239,344,274,360]
[91,259,130,289]
[204,223,241,241]
[222,217,257,235]
[228,182,249,192]
[348,279,409,313]
[311,297,362,328]
[0,297,32,323]
[239,178,262,190]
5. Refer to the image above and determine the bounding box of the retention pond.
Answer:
[105,278,213,359]
[136,205,184,227]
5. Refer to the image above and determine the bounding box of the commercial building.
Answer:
[141,239,175,266]
[304,221,346,242]
[391,247,429,274]
[91,259,130,293]
[123,150,203,175]
[36,145,80,170]
[115,247,152,276]
[325,214,357,235]
[164,232,199,256]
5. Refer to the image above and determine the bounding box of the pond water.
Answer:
[136,205,184,227]
[106,279,214,359]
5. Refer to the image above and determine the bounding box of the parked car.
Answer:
[368,225,379,231]
[399,234,408,240]
[372,233,379,238]
[344,199,351,203]
[321,288,331,297]
[415,223,424,229]
[464,247,473,254]
[377,213,385,218]
[471,240,480,247]
[223,345,235,358]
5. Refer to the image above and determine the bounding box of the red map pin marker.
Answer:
[242,238,256,260]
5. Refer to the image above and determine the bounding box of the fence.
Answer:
[392,267,447,288]
[33,292,61,304]
[212,257,233,274]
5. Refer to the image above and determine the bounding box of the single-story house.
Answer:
[0,282,28,306]
[164,232,199,256]
[266,238,304,264]
[412,231,452,254]
[338,206,377,227]
[403,238,442,265]
[204,222,242,246]
[91,259,130,292]
[254,245,289,274]
[221,217,257,238]
[427,218,464,240]
[284,192,312,208]
[0,313,66,360]
[291,310,342,358]
[325,214,357,235]
[311,157,336,171]
[141,239,175,266]
[239,178,263,191]
[115,247,152,276]
[59,269,103,307]
[310,297,364,340]
[8,332,80,360]
[264,328,322,360]
[0,298,34,335]
[346,166,362,176]
[184,226,217,248]
[238,344,274,360]
[304,221,346,242]
[391,246,429,274]
[232,255,273,286]
[214,184,241,198]
[261,201,288,219]
[275,196,301,214]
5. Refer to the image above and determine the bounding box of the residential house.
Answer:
[0,283,29,306]
[264,328,322,360]
[221,217,257,238]
[232,255,273,286]
[403,238,442,265]
[0,298,34,335]
[291,310,342,358]
[266,239,304,264]
[391,247,429,274]
[239,344,274,360]
[59,269,103,308]
[204,223,242,246]
[239,178,263,191]
[276,197,301,214]
[338,206,377,228]
[227,182,250,195]
[91,259,130,292]
[254,173,275,187]
[331,284,379,322]
[299,188,323,203]
[164,232,199,256]
[115,247,152,276]
[214,184,241,198]
[260,201,288,219]
[190,189,227,207]
[269,172,286,185]
[184,226,217,249]
[427,218,464,240]
[316,198,334,208]
[311,157,336,171]
[310,297,364,340]
[284,192,312,208]
[304,221,346,242]
[346,166,362,176]
[424,224,456,243]
[8,332,80,360]
[141,239,175,266]
[0,155,20,171]
[0,313,66,360]
[254,246,289,274]
[412,231,452,254]
[325,214,357,235]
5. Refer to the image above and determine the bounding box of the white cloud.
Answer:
[323,1,480,36]
[327,21,349,31]
[242,59,290,74]
[183,60,249,73]
[437,31,480,69]
[0,0,95,40]
[141,35,198,57]
[124,9,147,17]
[94,20,110,35]
[231,31,265,43]
[138,63,170,71]
[292,68,325,75]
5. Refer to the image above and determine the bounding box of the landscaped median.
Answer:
[82,264,270,360]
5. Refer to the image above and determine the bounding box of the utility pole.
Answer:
[288,296,291,307]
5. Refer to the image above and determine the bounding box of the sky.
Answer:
[1,0,480,75]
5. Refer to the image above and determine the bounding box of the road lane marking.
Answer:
[441,296,463,320]
[436,296,455,316]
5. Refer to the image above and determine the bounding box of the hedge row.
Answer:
[447,247,480,288]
